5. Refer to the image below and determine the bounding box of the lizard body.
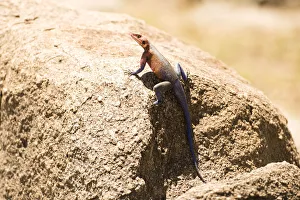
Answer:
[129,33,205,183]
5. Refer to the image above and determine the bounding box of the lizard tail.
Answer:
[173,80,206,183]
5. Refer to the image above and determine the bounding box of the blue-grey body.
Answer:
[129,33,205,182]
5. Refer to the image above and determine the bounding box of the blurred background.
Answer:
[55,0,300,151]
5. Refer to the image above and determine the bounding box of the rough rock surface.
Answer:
[176,161,300,199]
[0,0,299,199]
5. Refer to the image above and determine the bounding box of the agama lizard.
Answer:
[129,33,206,183]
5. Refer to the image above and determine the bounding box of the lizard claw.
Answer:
[125,69,134,76]
[186,71,190,79]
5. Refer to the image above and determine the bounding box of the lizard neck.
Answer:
[143,43,150,52]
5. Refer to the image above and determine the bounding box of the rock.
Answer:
[255,0,300,7]
[176,161,300,200]
[0,0,299,199]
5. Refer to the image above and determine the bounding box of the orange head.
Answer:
[130,33,150,51]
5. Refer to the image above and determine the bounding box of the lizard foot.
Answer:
[125,69,134,76]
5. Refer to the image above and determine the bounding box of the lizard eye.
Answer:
[137,35,141,38]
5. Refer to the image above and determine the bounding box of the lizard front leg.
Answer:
[130,52,147,75]
[153,81,172,105]
[130,63,145,75]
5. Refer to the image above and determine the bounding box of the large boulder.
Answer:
[0,0,299,199]
[176,161,300,199]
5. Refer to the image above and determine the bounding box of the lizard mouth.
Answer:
[130,33,143,46]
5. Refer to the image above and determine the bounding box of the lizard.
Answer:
[128,33,206,183]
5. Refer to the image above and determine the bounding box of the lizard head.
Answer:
[130,33,150,50]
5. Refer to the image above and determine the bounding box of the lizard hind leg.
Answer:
[153,81,172,105]
[175,63,188,82]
